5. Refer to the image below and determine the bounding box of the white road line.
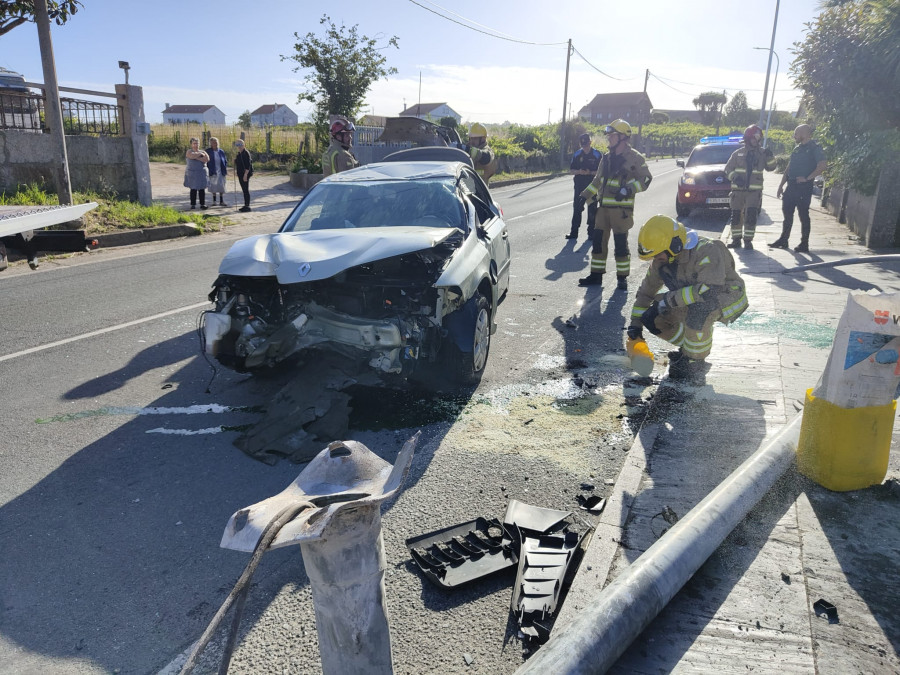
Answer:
[0,301,210,363]
[507,202,571,221]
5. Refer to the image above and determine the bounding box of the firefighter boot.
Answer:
[0,242,7,272]
[727,238,742,249]
[616,276,628,291]
[743,238,754,250]
[667,350,706,385]
[578,272,603,287]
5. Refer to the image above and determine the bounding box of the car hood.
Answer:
[218,227,460,284]
[683,163,727,177]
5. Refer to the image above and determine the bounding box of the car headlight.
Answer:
[682,176,696,185]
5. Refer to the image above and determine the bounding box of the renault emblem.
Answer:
[298,262,311,277]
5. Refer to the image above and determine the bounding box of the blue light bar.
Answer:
[700,135,743,144]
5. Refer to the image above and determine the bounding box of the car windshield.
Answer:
[281,178,465,233]
[686,145,739,167]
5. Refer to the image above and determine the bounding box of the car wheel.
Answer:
[675,201,691,218]
[443,291,491,384]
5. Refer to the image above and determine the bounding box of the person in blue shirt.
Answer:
[769,124,827,253]
[566,133,602,240]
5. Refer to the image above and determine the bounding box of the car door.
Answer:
[459,168,511,294]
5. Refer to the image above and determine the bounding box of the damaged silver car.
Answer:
[202,148,511,384]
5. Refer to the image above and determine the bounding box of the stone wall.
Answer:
[0,130,140,199]
[824,163,900,248]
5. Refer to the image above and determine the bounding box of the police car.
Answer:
[675,135,742,218]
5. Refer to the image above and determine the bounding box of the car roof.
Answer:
[319,160,464,183]
[691,141,741,152]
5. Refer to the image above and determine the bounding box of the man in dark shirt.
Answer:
[769,124,827,253]
[233,139,254,212]
[566,133,602,240]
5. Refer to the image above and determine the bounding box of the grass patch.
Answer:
[0,183,223,235]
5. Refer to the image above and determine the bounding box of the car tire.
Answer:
[442,291,491,385]
[675,201,691,218]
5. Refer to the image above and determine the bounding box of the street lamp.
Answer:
[753,47,779,148]
[118,60,130,85]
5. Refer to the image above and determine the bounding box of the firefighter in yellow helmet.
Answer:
[457,122,499,183]
[722,124,775,249]
[627,215,749,383]
[578,119,652,290]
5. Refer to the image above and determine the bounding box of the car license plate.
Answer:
[706,197,729,204]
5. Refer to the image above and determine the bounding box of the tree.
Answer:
[439,116,458,130]
[692,91,728,126]
[791,0,900,193]
[650,111,670,124]
[237,110,251,129]
[724,91,756,127]
[0,0,81,37]
[281,15,398,145]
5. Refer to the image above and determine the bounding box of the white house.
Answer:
[398,102,461,125]
[162,104,226,125]
[250,104,298,127]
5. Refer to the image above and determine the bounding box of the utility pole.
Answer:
[34,0,72,205]
[638,68,650,141]
[758,0,780,127]
[559,38,572,168]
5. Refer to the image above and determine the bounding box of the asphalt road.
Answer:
[0,159,705,673]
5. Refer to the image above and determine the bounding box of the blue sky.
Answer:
[3,0,822,126]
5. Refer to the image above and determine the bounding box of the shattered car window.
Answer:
[281,179,465,233]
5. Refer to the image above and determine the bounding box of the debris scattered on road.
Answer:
[463,653,474,666]
[405,499,593,646]
[577,494,606,514]
[813,598,839,623]
[781,570,791,584]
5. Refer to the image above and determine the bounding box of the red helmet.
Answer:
[330,118,355,139]
[743,124,763,145]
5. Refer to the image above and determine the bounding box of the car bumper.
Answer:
[677,185,731,207]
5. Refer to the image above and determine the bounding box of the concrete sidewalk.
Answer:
[559,172,900,673]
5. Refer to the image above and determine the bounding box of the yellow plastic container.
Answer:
[625,337,655,376]
[797,388,896,492]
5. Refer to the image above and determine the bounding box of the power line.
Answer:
[407,0,567,46]
[570,46,636,82]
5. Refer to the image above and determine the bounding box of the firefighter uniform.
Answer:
[467,143,498,183]
[723,125,775,247]
[322,139,359,176]
[631,226,748,364]
[580,146,652,283]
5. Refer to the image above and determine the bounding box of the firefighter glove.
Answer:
[615,186,632,202]
[455,142,470,153]
[765,147,774,159]
[733,175,747,189]
[627,325,643,341]
[641,301,663,334]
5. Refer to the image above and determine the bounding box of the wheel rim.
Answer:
[472,307,490,372]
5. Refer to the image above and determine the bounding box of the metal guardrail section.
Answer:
[0,90,121,135]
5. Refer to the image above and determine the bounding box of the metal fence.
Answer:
[61,97,121,135]
[0,91,43,131]
[0,89,122,135]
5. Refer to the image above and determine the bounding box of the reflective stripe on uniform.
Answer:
[590,255,606,272]
[584,184,598,196]
[722,292,749,319]
[669,322,685,346]
[601,197,634,207]
[682,332,713,357]
[632,305,648,319]
[680,286,696,306]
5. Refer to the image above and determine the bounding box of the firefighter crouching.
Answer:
[627,215,749,383]
[578,119,652,290]
[456,122,498,183]
[723,124,775,249]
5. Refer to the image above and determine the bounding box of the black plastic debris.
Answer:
[813,598,839,623]
[505,500,594,643]
[406,517,517,588]
[576,494,606,514]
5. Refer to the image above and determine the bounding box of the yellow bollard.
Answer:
[797,388,895,491]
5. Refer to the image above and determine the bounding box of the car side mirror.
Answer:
[676,159,685,168]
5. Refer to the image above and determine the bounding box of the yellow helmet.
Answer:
[469,122,487,137]
[637,215,687,260]
[605,119,632,138]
